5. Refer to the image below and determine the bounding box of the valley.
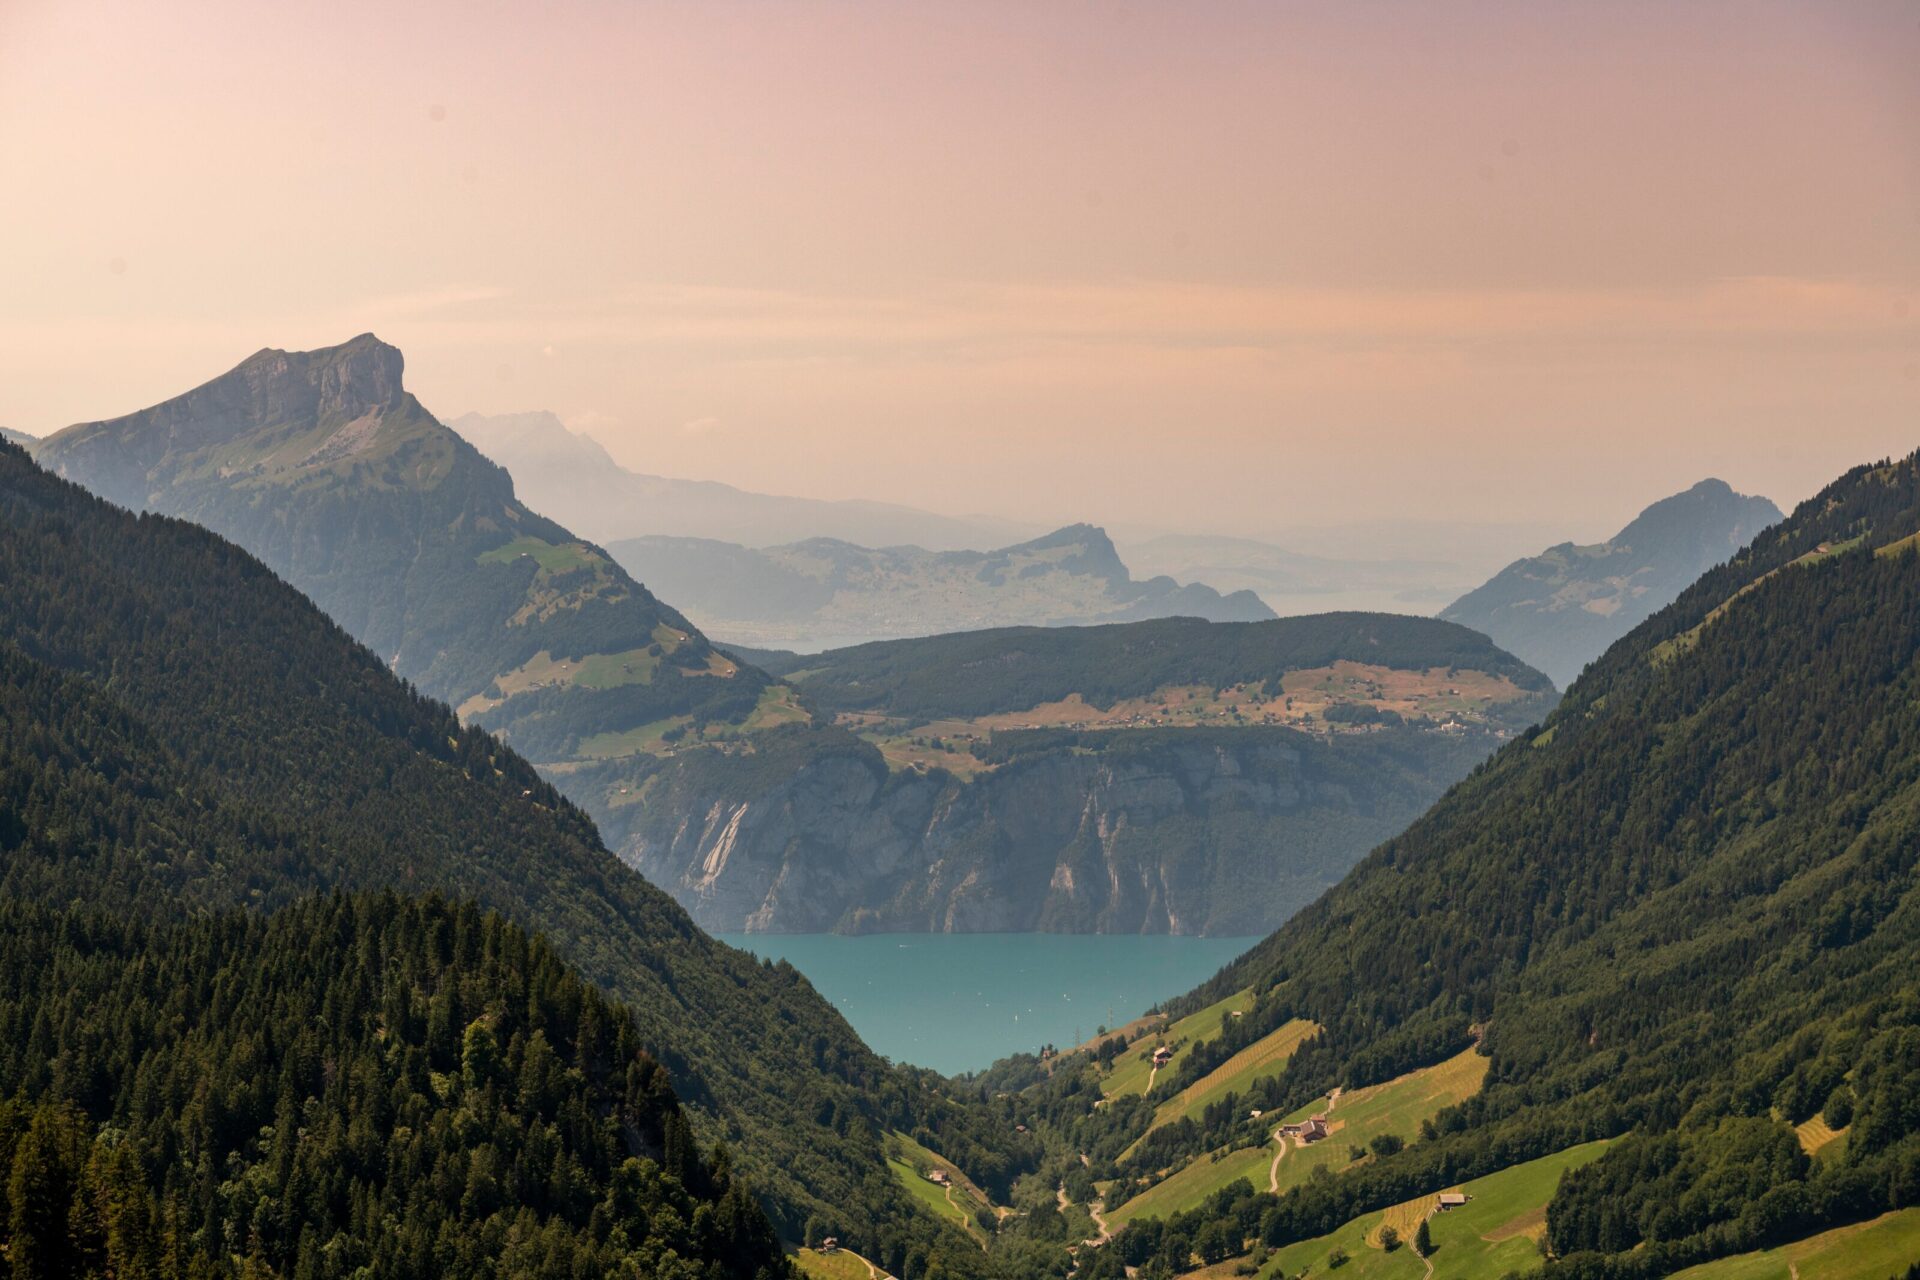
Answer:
[16,354,1920,1280]
[6,11,1909,1280]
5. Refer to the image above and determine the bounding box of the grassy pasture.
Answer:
[1667,1207,1920,1280]
[477,536,599,573]
[575,715,693,760]
[1099,989,1256,1099]
[792,1245,875,1280]
[885,1132,993,1244]
[1147,1018,1320,1134]
[742,682,812,731]
[889,1153,975,1233]
[829,658,1535,775]
[1106,1143,1271,1229]
[1794,1114,1849,1158]
[1265,1048,1490,1198]
[1248,1140,1611,1280]
[1111,1046,1489,1228]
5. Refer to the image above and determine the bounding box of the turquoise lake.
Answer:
[714,932,1256,1076]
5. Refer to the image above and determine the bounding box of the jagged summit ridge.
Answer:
[36,333,430,511]
[230,332,409,425]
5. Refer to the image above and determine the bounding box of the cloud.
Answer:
[679,416,722,435]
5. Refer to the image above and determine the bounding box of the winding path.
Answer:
[833,1247,889,1280]
[1086,1198,1112,1245]
[946,1182,988,1247]
[1268,1087,1344,1193]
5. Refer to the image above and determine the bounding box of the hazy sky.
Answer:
[2,0,1916,539]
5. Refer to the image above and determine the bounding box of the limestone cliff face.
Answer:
[586,727,1489,936]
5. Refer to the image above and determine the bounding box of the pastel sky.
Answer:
[2,0,1915,539]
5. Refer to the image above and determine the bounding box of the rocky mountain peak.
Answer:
[229,332,408,427]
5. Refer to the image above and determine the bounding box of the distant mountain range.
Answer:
[35,337,1521,944]
[608,525,1277,651]
[1118,532,1475,617]
[1440,478,1782,686]
[0,427,34,449]
[451,409,1033,550]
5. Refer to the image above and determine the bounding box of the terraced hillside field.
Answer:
[1100,990,1258,1098]
[1264,1047,1490,1197]
[1108,1047,1490,1228]
[1253,1141,1613,1280]
[884,1130,1000,1244]
[1667,1208,1920,1280]
[1146,1018,1320,1135]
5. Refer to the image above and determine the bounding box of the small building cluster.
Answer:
[1151,1045,1174,1067]
[1277,1115,1329,1144]
[925,1168,951,1187]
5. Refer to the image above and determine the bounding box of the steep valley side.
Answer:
[568,725,1500,936]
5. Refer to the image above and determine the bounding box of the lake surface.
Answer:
[714,932,1256,1076]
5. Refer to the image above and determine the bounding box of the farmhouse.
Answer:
[820,1237,840,1253]
[1437,1192,1470,1210]
[925,1169,951,1187]
[1152,1046,1174,1067]
[1278,1116,1329,1143]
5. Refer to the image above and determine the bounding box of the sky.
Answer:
[1,0,1916,541]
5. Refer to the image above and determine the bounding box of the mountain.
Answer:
[1117,532,1475,618]
[1045,452,1920,1277]
[576,616,1555,936]
[775,615,1548,724]
[1439,478,1782,686]
[0,427,33,449]
[0,436,1022,1272]
[32,335,777,770]
[608,525,1278,652]
[450,409,1030,551]
[0,894,788,1279]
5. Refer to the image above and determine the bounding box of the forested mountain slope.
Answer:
[1440,478,1781,687]
[0,438,1019,1273]
[606,524,1275,652]
[780,614,1550,723]
[0,894,788,1280]
[587,616,1554,936]
[32,335,770,757]
[1077,452,1920,1277]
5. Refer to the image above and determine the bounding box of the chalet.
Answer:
[1278,1116,1329,1143]
[1437,1193,1470,1210]
[1151,1046,1174,1067]
[926,1169,951,1187]
[820,1237,840,1253]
